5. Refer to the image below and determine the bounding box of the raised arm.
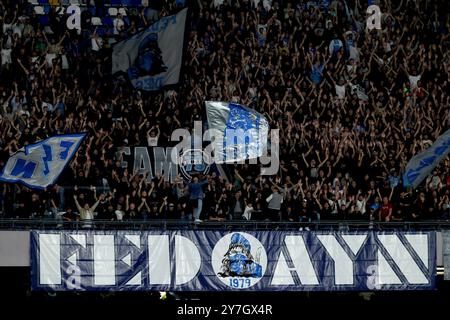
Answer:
[73,194,82,212]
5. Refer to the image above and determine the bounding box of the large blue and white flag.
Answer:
[403,129,450,188]
[0,133,86,189]
[111,8,187,91]
[205,101,269,163]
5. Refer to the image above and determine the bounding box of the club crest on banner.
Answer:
[127,33,168,80]
[179,148,211,180]
[211,233,267,289]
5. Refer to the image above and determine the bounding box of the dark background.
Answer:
[0,267,448,318]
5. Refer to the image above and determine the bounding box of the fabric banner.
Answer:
[111,8,187,91]
[0,133,86,189]
[443,230,450,280]
[205,101,269,164]
[403,129,450,188]
[31,230,435,291]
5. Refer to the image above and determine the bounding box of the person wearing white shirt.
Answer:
[266,187,283,221]
[115,204,125,221]
[1,47,12,66]
[356,194,367,216]
[12,20,24,38]
[404,65,423,89]
[242,202,254,221]
[408,74,421,89]
[113,13,125,35]
[73,192,100,228]
[329,37,343,56]
[146,125,160,147]
[91,32,103,52]
[2,20,12,34]
[334,78,347,99]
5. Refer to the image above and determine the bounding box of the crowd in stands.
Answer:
[0,0,449,223]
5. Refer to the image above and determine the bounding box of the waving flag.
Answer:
[205,101,269,163]
[0,133,86,189]
[112,8,187,91]
[403,130,450,188]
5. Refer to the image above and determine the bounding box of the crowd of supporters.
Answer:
[0,0,449,223]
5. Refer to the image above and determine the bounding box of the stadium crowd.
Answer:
[0,0,449,223]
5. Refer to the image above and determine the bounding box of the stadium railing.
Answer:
[1,218,450,231]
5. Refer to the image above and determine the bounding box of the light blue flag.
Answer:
[403,129,450,188]
[112,8,187,91]
[205,101,269,164]
[0,133,87,189]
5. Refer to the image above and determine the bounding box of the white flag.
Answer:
[205,101,269,164]
[112,8,187,91]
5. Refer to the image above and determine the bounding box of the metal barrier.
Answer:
[1,218,450,231]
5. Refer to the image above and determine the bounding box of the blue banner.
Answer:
[403,129,450,188]
[31,230,436,291]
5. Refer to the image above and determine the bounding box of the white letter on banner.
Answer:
[404,234,429,267]
[175,235,201,285]
[93,235,116,286]
[377,250,401,286]
[271,251,295,285]
[153,147,178,183]
[133,147,153,181]
[148,235,171,285]
[377,234,428,284]
[271,236,319,286]
[317,235,357,285]
[39,233,61,285]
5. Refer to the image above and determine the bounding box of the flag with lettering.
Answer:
[0,133,86,189]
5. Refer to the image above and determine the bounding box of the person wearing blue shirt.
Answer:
[188,175,208,222]
[310,61,324,85]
